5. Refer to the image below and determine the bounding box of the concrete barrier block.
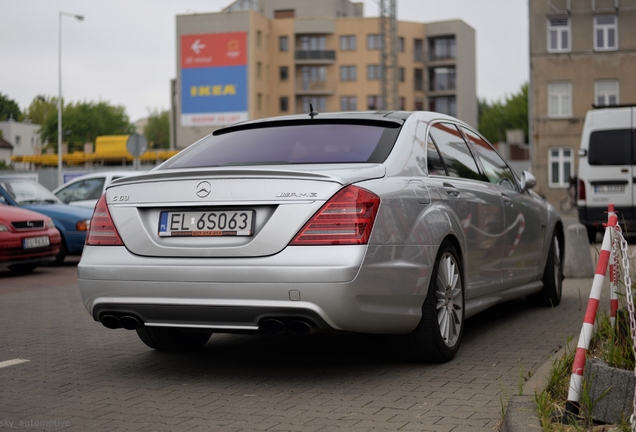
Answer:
[584,358,635,424]
[564,223,595,278]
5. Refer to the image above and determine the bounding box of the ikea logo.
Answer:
[190,85,237,97]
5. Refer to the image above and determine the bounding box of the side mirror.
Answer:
[521,171,537,191]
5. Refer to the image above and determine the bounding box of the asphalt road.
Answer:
[0,252,608,431]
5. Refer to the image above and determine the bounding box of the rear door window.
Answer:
[588,129,632,165]
[428,123,482,181]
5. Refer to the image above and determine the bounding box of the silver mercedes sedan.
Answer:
[78,111,563,362]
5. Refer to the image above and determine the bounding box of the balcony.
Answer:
[295,50,336,63]
[295,79,336,95]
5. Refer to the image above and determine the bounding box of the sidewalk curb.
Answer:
[502,338,578,431]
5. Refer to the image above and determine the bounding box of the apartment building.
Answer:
[172,0,476,149]
[530,0,636,204]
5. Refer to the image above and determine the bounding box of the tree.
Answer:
[478,83,528,144]
[0,93,22,122]
[25,95,58,125]
[38,100,135,152]
[144,108,170,149]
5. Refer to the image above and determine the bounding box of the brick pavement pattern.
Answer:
[0,259,609,431]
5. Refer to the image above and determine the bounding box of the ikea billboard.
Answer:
[180,32,248,127]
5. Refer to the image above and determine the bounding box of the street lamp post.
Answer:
[58,11,84,188]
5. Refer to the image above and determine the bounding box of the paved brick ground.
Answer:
[0,255,609,431]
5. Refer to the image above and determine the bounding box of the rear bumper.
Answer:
[78,244,435,334]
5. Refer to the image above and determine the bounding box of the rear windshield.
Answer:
[588,129,634,165]
[161,122,401,169]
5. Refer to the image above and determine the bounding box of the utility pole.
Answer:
[379,0,398,110]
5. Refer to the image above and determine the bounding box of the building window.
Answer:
[549,148,573,187]
[299,96,326,112]
[414,38,424,62]
[595,80,619,106]
[367,34,383,50]
[548,82,572,117]
[257,62,262,79]
[414,68,423,91]
[429,36,455,61]
[429,67,456,91]
[414,97,424,111]
[300,66,327,91]
[547,17,570,53]
[399,97,405,110]
[340,96,357,111]
[280,97,289,112]
[340,35,356,51]
[257,93,262,111]
[340,65,356,81]
[367,65,383,80]
[257,31,262,48]
[399,37,405,52]
[298,36,326,50]
[367,95,383,110]
[279,66,289,81]
[279,36,289,51]
[14,135,21,146]
[595,15,618,51]
[429,96,456,117]
[399,67,405,82]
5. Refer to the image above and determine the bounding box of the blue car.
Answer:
[0,176,93,263]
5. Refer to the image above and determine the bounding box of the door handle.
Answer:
[501,194,514,207]
[442,183,460,197]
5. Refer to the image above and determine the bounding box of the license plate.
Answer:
[158,210,254,237]
[594,184,625,194]
[23,236,50,249]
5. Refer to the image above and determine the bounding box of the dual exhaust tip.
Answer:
[259,319,315,336]
[100,315,140,330]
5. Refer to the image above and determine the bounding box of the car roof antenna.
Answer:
[309,103,318,119]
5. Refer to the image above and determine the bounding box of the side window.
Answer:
[428,123,482,181]
[55,178,105,203]
[461,127,516,190]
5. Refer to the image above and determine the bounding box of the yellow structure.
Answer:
[11,135,179,167]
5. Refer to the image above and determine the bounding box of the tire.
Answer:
[135,326,212,351]
[528,232,563,307]
[54,241,67,265]
[405,241,464,363]
[8,262,39,274]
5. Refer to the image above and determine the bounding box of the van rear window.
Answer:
[588,129,633,165]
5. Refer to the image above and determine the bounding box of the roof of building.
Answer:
[0,138,13,150]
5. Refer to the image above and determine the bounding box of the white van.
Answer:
[578,106,636,242]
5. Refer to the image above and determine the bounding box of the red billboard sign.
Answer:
[181,32,247,69]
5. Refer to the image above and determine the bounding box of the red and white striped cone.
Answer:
[608,205,619,329]
[564,208,618,419]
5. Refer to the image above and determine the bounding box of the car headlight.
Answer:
[0,224,8,232]
[76,219,90,231]
[47,219,56,229]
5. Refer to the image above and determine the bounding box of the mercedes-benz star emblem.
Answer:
[196,181,211,198]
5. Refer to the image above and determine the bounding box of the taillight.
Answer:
[290,185,380,245]
[86,194,124,246]
[578,179,586,201]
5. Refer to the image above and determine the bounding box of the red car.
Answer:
[0,204,61,274]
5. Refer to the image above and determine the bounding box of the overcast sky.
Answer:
[0,0,529,122]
